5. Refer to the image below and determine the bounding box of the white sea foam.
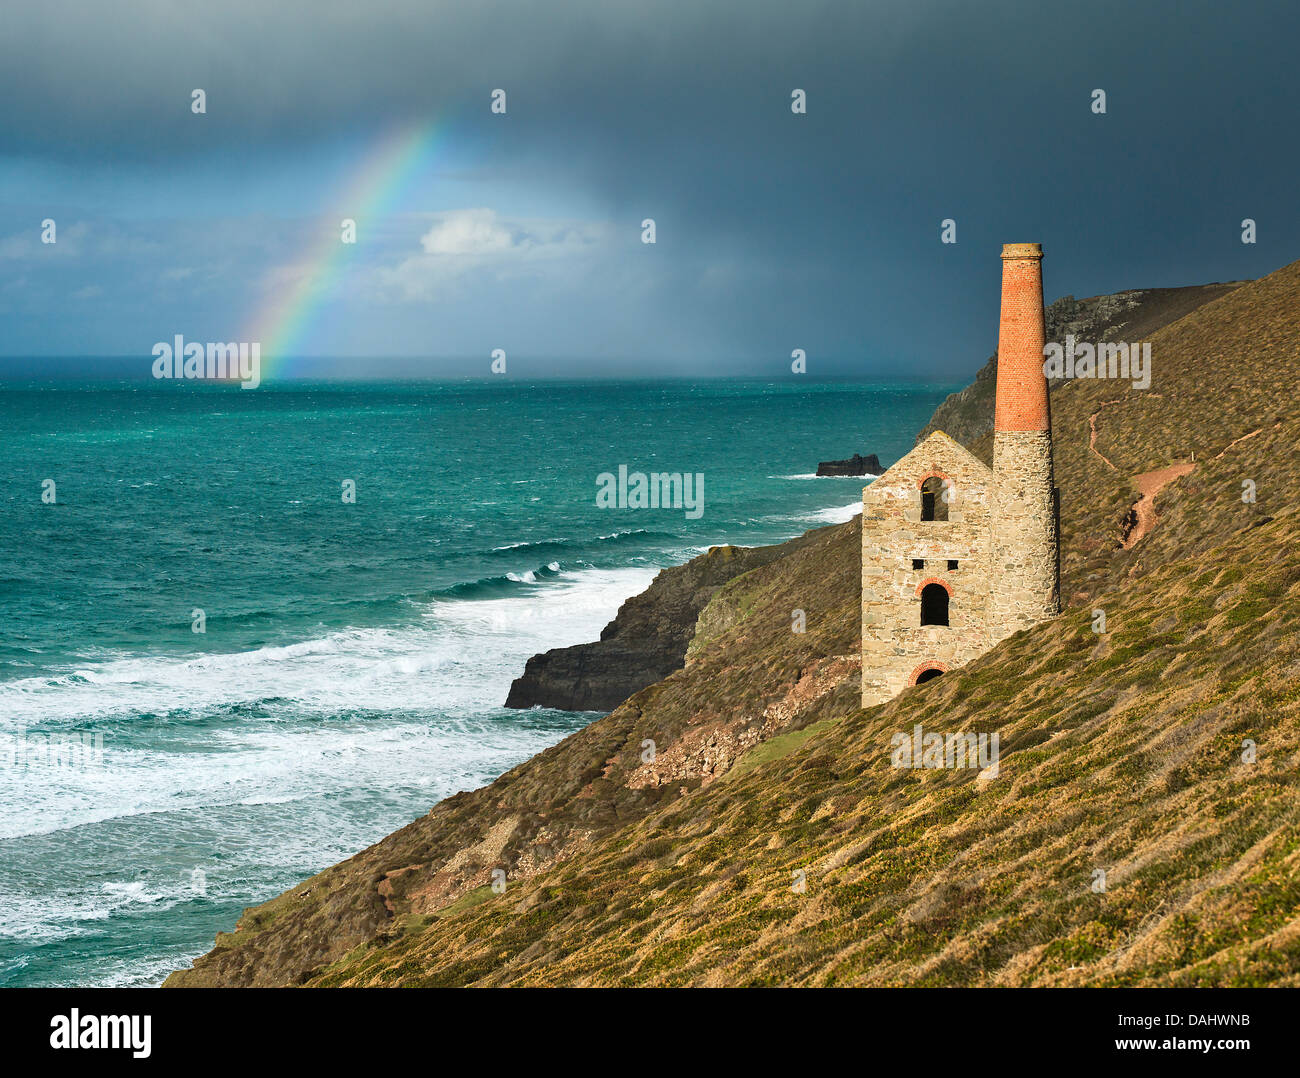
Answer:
[492,538,566,551]
[0,566,656,841]
[0,568,652,728]
[805,501,864,524]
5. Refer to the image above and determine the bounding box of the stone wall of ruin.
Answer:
[861,435,995,706]
[989,428,1060,642]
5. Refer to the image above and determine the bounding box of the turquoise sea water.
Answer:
[0,378,952,986]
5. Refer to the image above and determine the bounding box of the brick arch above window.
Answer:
[908,661,950,686]
[916,470,952,489]
[914,576,954,598]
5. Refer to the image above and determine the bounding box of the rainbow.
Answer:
[246,120,442,380]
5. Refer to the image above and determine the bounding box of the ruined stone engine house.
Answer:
[861,243,1060,705]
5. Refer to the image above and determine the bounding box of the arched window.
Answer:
[920,582,949,626]
[915,667,944,684]
[920,476,949,521]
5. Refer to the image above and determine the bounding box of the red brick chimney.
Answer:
[994,242,1049,432]
[990,241,1059,639]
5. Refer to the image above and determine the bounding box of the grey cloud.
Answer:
[2,0,1298,372]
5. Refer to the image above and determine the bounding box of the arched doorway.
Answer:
[908,661,949,686]
[920,582,950,626]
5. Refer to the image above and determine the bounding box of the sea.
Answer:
[0,377,953,986]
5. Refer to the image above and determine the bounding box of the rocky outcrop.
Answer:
[816,453,883,476]
[504,535,821,711]
[504,637,678,712]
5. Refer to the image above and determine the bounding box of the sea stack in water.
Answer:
[816,453,883,476]
[859,243,1060,706]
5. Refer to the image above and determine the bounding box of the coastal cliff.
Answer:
[167,260,1300,987]
[504,539,814,712]
[506,283,1245,714]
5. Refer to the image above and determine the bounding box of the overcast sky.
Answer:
[1,0,1296,378]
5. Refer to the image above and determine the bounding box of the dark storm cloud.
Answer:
[3,0,1298,372]
[1,1,904,157]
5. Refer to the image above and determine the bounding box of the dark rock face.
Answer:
[816,453,883,477]
[503,639,674,712]
[504,536,815,712]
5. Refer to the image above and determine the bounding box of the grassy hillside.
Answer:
[305,519,1300,987]
[167,259,1300,987]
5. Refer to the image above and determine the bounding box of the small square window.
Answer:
[912,559,924,570]
[947,559,959,571]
